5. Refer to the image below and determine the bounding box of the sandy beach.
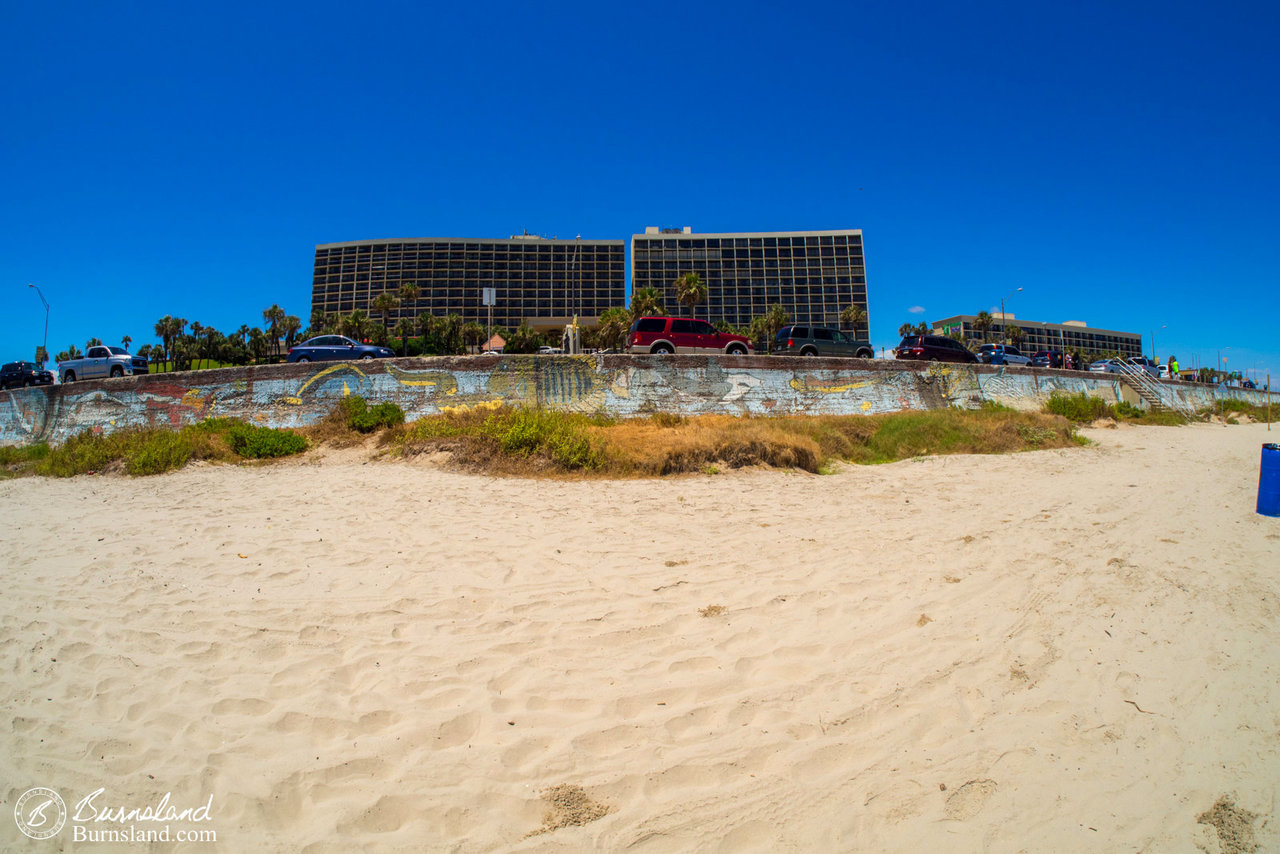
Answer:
[2,421,1277,852]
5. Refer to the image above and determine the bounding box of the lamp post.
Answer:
[1151,324,1166,363]
[999,287,1022,342]
[28,283,49,367]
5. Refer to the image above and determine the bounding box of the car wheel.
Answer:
[726,344,746,355]
[64,371,75,382]
[801,348,817,357]
[652,344,674,354]
[856,348,873,358]
[110,366,123,378]
[361,354,375,360]
[296,356,311,363]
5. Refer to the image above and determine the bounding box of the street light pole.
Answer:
[28,283,49,366]
[999,287,1022,343]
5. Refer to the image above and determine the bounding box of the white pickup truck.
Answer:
[59,346,150,383]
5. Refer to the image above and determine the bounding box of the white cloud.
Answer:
[908,305,925,314]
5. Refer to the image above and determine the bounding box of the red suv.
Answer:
[627,317,753,355]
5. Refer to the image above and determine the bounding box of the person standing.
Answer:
[1168,355,1180,379]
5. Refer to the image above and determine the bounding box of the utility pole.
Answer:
[29,283,49,367]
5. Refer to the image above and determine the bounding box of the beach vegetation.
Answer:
[339,396,406,433]
[1212,398,1277,423]
[31,418,306,477]
[393,404,1080,476]
[1044,391,1113,422]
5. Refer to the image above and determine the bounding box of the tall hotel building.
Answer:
[311,236,626,332]
[629,227,870,336]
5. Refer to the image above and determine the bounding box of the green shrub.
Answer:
[483,408,602,469]
[1112,401,1144,419]
[1044,392,1112,423]
[0,443,50,465]
[126,431,199,475]
[339,396,405,433]
[226,423,308,458]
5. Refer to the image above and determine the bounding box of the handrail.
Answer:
[1115,361,1194,417]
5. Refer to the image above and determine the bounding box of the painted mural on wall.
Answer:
[1,356,1276,447]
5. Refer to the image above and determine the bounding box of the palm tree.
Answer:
[342,309,369,341]
[122,335,132,351]
[399,282,420,308]
[153,316,186,368]
[439,313,464,355]
[762,304,791,351]
[416,313,439,353]
[1007,325,1025,348]
[66,344,82,360]
[262,304,286,358]
[370,293,399,345]
[462,321,485,353]
[974,311,994,344]
[236,324,251,345]
[281,315,302,352]
[898,322,917,338]
[840,304,868,338]
[85,337,103,348]
[629,287,664,318]
[247,328,268,363]
[673,273,707,319]
[914,322,930,335]
[394,318,415,356]
[595,307,631,351]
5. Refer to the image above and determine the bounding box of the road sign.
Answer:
[482,288,495,306]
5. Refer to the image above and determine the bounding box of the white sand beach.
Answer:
[2,421,1278,852]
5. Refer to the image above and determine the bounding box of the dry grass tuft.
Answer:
[699,604,726,617]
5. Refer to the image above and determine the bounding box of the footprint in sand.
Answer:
[944,779,997,820]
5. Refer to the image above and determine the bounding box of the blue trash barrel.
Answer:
[1259,444,1280,517]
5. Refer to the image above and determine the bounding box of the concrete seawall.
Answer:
[2,355,1277,447]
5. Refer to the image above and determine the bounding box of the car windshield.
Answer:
[108,346,129,355]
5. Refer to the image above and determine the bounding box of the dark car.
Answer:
[772,325,874,358]
[894,335,978,364]
[287,335,394,363]
[1,361,55,389]
[1032,350,1065,368]
[626,317,753,355]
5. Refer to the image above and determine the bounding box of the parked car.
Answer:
[772,325,874,358]
[894,335,978,364]
[976,343,1032,366]
[1089,356,1160,378]
[626,317,753,355]
[537,346,563,355]
[1032,350,1065,368]
[1,360,55,389]
[59,346,149,382]
[287,335,394,363]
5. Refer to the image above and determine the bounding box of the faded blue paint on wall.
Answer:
[2,356,1277,447]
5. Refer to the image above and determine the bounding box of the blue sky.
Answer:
[3,1,1277,382]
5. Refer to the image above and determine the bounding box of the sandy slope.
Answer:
[2,422,1277,852]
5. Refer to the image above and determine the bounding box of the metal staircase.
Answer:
[1114,362,1194,417]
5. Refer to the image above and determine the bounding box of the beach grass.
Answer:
[392,405,1083,476]
[23,419,307,477]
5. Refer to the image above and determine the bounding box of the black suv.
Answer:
[894,335,978,364]
[772,325,874,358]
[1,361,55,389]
